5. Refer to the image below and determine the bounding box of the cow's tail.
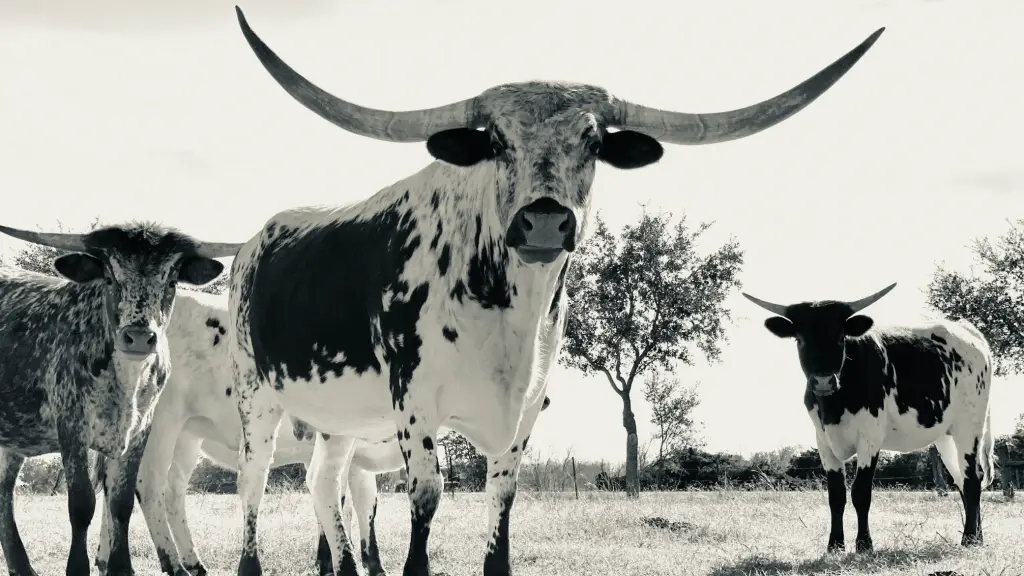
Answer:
[90,452,107,495]
[979,407,996,489]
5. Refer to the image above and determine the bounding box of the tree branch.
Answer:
[581,349,624,396]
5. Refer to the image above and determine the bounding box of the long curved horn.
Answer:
[0,225,88,252]
[741,292,790,318]
[194,242,247,259]
[235,6,479,143]
[846,282,896,315]
[610,27,885,145]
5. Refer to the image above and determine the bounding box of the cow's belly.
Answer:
[879,407,946,453]
[270,369,396,442]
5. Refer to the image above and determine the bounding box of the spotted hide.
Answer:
[227,7,884,576]
[91,290,550,576]
[743,283,996,553]
[0,221,240,576]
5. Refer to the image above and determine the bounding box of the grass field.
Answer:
[1,489,1021,575]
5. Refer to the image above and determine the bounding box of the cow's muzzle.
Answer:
[505,198,577,264]
[115,326,159,360]
[809,374,839,397]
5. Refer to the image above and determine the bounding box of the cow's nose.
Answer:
[505,198,577,253]
[116,326,158,357]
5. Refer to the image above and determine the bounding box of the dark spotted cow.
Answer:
[90,288,552,576]
[0,222,240,576]
[743,283,995,553]
[227,7,885,575]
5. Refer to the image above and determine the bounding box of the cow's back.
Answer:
[877,320,992,429]
[0,268,77,454]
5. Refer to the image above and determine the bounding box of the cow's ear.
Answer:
[427,129,495,167]
[179,257,224,286]
[599,130,664,169]
[53,253,104,283]
[845,315,874,337]
[764,316,797,338]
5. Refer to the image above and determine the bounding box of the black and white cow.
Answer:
[227,7,885,575]
[0,222,239,576]
[742,283,996,553]
[90,288,552,576]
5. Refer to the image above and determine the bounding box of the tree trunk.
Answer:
[996,443,1014,499]
[622,396,640,498]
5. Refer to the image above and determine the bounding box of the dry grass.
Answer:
[1,489,1021,575]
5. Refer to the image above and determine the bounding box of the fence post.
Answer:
[997,445,1014,499]
[571,457,579,500]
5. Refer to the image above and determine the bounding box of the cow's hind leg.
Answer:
[135,408,192,576]
[233,374,283,576]
[315,521,333,576]
[165,433,207,575]
[306,433,360,576]
[936,432,985,546]
[349,465,386,576]
[956,436,985,546]
[0,449,36,576]
[851,450,879,553]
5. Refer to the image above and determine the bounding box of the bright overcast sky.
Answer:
[1,0,1022,463]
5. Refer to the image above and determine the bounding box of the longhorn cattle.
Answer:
[228,7,884,575]
[742,283,995,553]
[90,288,553,576]
[0,222,239,576]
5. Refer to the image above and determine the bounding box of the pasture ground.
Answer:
[1,490,1020,575]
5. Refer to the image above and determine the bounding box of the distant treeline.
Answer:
[20,435,1023,495]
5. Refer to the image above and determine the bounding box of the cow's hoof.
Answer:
[826,540,845,554]
[237,555,263,576]
[855,535,873,553]
[183,562,208,576]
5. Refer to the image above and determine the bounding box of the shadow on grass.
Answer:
[708,543,962,576]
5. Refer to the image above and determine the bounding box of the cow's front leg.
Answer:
[393,405,443,576]
[815,434,846,553]
[306,433,360,575]
[349,465,386,576]
[481,395,545,576]
[233,375,283,576]
[58,424,97,576]
[851,451,879,553]
[101,426,151,576]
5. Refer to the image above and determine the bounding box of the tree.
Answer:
[926,218,1024,376]
[437,430,487,491]
[642,370,702,469]
[10,217,228,295]
[927,219,1024,482]
[561,210,744,497]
